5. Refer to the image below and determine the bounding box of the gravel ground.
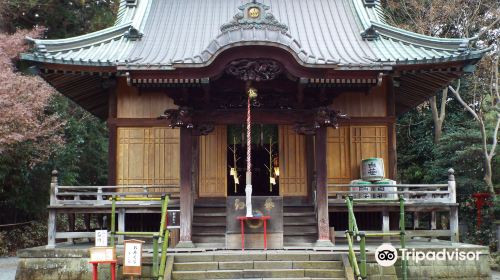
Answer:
[0,257,18,280]
[493,270,500,280]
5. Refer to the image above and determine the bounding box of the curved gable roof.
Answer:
[22,0,487,71]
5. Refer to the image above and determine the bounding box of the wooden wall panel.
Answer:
[117,127,180,196]
[116,78,177,118]
[279,125,307,197]
[350,126,389,179]
[331,85,387,117]
[325,125,389,196]
[199,126,227,197]
[327,127,351,193]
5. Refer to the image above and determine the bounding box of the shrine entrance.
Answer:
[227,124,280,196]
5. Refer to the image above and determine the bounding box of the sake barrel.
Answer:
[350,180,372,199]
[372,179,397,199]
[361,158,385,182]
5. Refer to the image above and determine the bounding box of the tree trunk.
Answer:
[478,120,495,195]
[430,88,448,144]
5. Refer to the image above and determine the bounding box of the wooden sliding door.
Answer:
[198,125,227,197]
[279,125,308,196]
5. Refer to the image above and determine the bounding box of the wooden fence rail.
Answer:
[46,170,180,248]
[327,168,459,242]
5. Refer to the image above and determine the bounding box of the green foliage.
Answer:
[0,221,47,256]
[0,0,115,256]
[1,0,119,38]
[0,95,108,224]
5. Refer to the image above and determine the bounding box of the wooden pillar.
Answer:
[306,135,315,204]
[107,82,117,186]
[178,127,195,248]
[386,75,397,180]
[382,208,390,242]
[314,127,333,246]
[450,206,459,242]
[414,212,420,229]
[47,170,58,249]
[192,135,200,199]
[448,168,459,242]
[118,208,125,244]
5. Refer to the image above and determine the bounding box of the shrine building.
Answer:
[22,0,487,250]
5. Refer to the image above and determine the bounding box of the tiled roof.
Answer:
[22,0,487,70]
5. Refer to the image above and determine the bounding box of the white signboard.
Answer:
[95,230,108,247]
[89,247,115,262]
[124,242,142,267]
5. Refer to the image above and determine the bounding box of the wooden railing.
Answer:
[327,169,459,243]
[46,170,180,248]
[327,168,456,204]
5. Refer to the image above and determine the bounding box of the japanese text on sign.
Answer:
[95,230,108,247]
[124,243,141,267]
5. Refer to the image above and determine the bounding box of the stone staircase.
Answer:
[192,199,226,248]
[170,251,346,280]
[283,205,318,246]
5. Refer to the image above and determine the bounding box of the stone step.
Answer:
[172,269,242,279]
[173,260,343,271]
[284,216,316,223]
[193,222,226,227]
[174,262,219,271]
[243,269,306,279]
[192,231,225,236]
[293,261,343,269]
[202,278,345,280]
[284,225,318,233]
[191,236,226,244]
[283,207,315,212]
[193,216,225,223]
[173,252,343,263]
[304,269,345,278]
[283,212,316,217]
[193,212,226,217]
[284,221,317,226]
[218,261,254,270]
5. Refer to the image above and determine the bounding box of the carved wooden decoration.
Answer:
[159,107,215,136]
[226,59,283,81]
[160,107,194,128]
[293,107,348,135]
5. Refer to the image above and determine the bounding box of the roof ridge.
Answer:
[368,21,472,51]
[26,22,132,53]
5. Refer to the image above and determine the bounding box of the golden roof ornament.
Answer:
[220,1,288,33]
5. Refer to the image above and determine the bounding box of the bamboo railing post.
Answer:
[47,170,58,249]
[152,235,159,277]
[347,196,354,233]
[359,231,367,279]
